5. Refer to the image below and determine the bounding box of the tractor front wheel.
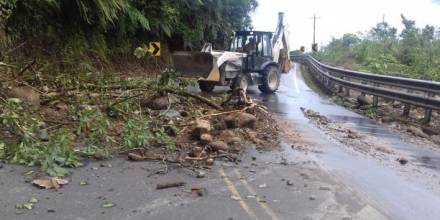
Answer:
[258,65,280,93]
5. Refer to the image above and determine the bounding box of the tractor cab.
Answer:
[230,31,275,73]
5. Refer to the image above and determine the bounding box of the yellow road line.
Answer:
[234,169,280,220]
[219,167,260,220]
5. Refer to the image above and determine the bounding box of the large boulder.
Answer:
[192,119,211,138]
[7,86,40,106]
[209,141,229,152]
[224,112,257,129]
[356,95,372,106]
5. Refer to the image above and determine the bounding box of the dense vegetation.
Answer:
[318,15,440,81]
[0,0,257,71]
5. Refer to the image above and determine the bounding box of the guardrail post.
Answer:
[422,92,434,124]
[403,89,412,117]
[344,77,350,97]
[372,83,379,107]
[361,81,367,96]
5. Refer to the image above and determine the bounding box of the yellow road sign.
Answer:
[149,42,160,56]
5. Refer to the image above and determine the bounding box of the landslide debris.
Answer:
[0,69,280,179]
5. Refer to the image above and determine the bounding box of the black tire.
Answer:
[198,81,215,92]
[258,65,280,93]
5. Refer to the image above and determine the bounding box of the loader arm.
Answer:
[272,12,291,73]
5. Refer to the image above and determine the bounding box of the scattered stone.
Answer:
[191,187,207,197]
[180,111,189,117]
[319,186,331,191]
[286,180,294,186]
[196,170,206,178]
[7,86,41,107]
[38,129,49,141]
[356,95,372,106]
[309,195,316,200]
[189,146,204,157]
[226,137,241,145]
[231,195,241,201]
[200,133,213,144]
[432,135,440,145]
[164,125,178,137]
[142,96,169,110]
[193,119,211,138]
[258,184,267,188]
[407,126,429,138]
[205,158,214,166]
[380,116,394,123]
[224,112,257,129]
[209,141,229,152]
[102,202,115,208]
[397,156,408,165]
[421,125,439,136]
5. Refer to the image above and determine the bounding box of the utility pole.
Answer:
[310,14,320,52]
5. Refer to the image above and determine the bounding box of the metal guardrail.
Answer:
[292,55,440,123]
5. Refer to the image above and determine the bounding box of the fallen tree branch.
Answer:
[16,59,36,76]
[163,88,223,110]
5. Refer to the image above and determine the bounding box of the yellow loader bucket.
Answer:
[172,51,220,81]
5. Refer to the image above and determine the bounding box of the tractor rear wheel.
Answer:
[198,81,215,92]
[258,65,280,93]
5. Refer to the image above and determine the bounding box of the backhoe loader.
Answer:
[172,12,291,93]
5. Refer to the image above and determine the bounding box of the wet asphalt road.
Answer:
[1,63,439,219]
[249,63,440,220]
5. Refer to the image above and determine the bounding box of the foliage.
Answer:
[318,15,440,81]
[0,98,81,176]
[1,0,258,68]
[122,117,175,151]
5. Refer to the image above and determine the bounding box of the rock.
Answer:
[55,102,69,111]
[38,129,49,141]
[219,130,235,138]
[407,126,429,138]
[200,133,213,144]
[251,156,256,161]
[224,112,257,129]
[381,116,394,123]
[193,119,211,138]
[432,135,440,145]
[319,186,331,191]
[286,180,294,186]
[397,156,408,165]
[226,137,241,145]
[189,146,203,157]
[142,96,169,110]
[205,158,214,166]
[421,125,439,136]
[7,86,40,106]
[180,111,189,117]
[164,126,177,137]
[356,95,372,106]
[196,171,206,178]
[0,164,3,169]
[309,195,316,200]
[209,141,229,152]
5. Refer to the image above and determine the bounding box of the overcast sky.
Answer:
[251,0,440,51]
